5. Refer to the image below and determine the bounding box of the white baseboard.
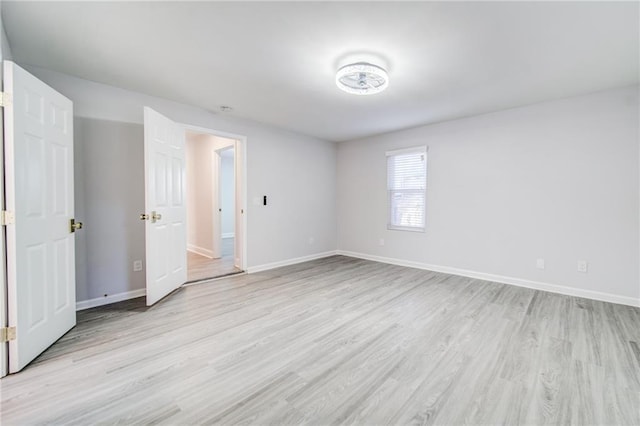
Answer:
[76,288,146,311]
[222,233,235,239]
[336,250,640,308]
[247,250,338,274]
[187,244,214,259]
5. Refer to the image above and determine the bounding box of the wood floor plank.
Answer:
[1,255,638,425]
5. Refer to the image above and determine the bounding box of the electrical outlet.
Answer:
[133,260,143,272]
[577,260,588,273]
[308,237,315,245]
[536,258,545,270]
[379,238,385,246]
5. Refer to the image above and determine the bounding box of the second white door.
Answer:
[143,107,186,306]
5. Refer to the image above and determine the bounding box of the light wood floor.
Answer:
[1,256,639,425]
[187,237,241,282]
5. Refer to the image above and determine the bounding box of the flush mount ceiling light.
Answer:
[336,62,389,95]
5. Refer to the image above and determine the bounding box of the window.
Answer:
[386,146,427,232]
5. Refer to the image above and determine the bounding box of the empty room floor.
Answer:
[1,256,638,424]
[187,237,241,282]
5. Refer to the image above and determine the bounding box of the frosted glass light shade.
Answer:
[336,62,389,95]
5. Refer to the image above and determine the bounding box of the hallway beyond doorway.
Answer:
[186,238,241,282]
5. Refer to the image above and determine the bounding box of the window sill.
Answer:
[387,225,425,233]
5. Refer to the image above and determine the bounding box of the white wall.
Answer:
[25,66,337,281]
[0,7,11,64]
[221,153,235,237]
[338,86,639,305]
[185,133,214,256]
[22,65,636,308]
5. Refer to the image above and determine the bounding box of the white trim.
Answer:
[182,124,245,143]
[222,233,235,239]
[0,61,8,378]
[76,289,146,311]
[247,251,338,274]
[187,244,214,259]
[387,225,425,233]
[337,250,640,308]
[182,271,247,287]
[385,145,426,157]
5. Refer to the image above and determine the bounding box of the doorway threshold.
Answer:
[183,270,246,287]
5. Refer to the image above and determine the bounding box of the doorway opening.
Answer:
[185,129,244,282]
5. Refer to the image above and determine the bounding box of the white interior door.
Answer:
[4,61,76,373]
[211,149,222,259]
[234,141,244,270]
[143,107,186,306]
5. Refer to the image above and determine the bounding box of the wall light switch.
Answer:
[577,260,588,273]
[308,237,315,245]
[133,260,143,272]
[536,258,545,270]
[379,238,385,246]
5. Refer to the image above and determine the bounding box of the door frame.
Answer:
[0,65,6,379]
[182,124,247,271]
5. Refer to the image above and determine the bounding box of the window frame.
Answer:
[386,146,427,233]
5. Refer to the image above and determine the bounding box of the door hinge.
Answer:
[1,327,16,342]
[0,92,12,108]
[1,210,15,226]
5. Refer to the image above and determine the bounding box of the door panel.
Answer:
[144,107,186,306]
[212,151,221,259]
[234,141,244,270]
[4,61,76,373]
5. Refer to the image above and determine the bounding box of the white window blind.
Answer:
[386,146,427,231]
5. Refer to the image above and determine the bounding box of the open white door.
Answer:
[143,107,186,306]
[234,141,244,270]
[211,149,222,259]
[4,61,76,373]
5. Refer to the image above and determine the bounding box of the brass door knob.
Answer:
[151,211,162,223]
[70,218,83,233]
[140,213,149,221]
